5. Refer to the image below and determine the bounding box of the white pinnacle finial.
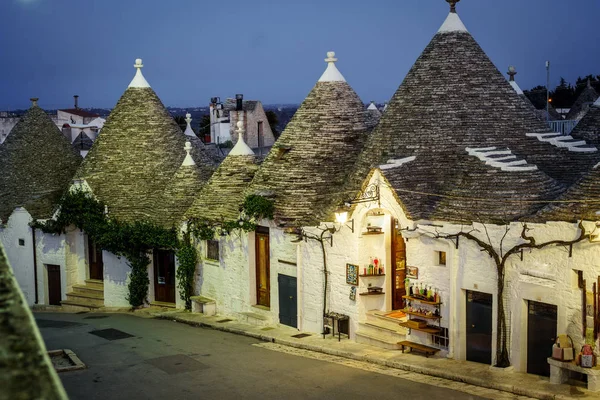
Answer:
[229,120,255,156]
[182,141,196,166]
[368,101,378,110]
[128,58,151,88]
[319,51,346,83]
[183,113,195,137]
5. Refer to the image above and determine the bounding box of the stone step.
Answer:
[72,284,104,297]
[355,331,403,350]
[64,293,104,307]
[240,311,270,327]
[150,301,176,309]
[84,279,104,290]
[358,321,407,343]
[61,300,103,310]
[365,310,407,331]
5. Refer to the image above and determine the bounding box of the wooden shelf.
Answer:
[362,231,384,236]
[399,322,442,334]
[359,274,385,277]
[402,310,441,320]
[402,295,442,306]
[359,292,386,296]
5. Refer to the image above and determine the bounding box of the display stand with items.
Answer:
[396,282,442,357]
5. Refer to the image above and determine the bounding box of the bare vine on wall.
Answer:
[404,220,592,368]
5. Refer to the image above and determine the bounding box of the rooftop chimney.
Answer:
[74,95,79,109]
[236,94,243,111]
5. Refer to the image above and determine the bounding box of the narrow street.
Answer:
[35,312,531,400]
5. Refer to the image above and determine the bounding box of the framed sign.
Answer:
[407,266,419,279]
[350,286,357,301]
[346,263,359,285]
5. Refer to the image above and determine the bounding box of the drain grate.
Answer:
[145,354,209,375]
[36,319,85,329]
[291,333,311,339]
[83,315,109,320]
[216,319,233,323]
[261,327,275,331]
[89,328,134,341]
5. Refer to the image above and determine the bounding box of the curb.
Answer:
[158,314,569,400]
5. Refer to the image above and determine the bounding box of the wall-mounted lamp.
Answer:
[334,207,354,233]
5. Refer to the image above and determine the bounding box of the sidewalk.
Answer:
[147,310,591,400]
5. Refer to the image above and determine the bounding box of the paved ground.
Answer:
[36,311,516,400]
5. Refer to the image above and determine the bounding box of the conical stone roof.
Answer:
[75,60,215,223]
[186,122,260,222]
[567,80,599,121]
[246,52,371,227]
[0,100,82,222]
[348,5,597,223]
[157,142,207,228]
[571,101,600,148]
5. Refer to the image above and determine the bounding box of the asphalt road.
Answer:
[35,312,486,400]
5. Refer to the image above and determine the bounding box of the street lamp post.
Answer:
[546,60,550,123]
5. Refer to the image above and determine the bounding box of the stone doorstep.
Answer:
[48,349,86,373]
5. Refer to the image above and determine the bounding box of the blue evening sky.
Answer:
[1,0,598,110]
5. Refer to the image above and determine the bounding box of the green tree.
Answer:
[198,114,211,141]
[173,115,187,132]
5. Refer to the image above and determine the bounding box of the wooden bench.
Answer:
[398,341,439,358]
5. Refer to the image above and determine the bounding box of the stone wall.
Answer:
[229,104,276,151]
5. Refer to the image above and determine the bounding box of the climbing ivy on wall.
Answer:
[175,233,197,310]
[32,189,179,308]
[188,194,275,241]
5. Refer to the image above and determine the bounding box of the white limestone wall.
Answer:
[36,231,69,304]
[0,209,35,305]
[103,251,131,307]
[195,223,299,325]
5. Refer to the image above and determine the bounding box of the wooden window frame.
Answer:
[206,239,220,262]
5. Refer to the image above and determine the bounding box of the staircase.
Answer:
[62,279,104,310]
[355,310,408,350]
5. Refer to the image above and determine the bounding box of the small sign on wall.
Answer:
[346,263,359,285]
[349,286,357,301]
[407,266,418,279]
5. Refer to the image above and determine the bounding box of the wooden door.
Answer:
[278,274,297,328]
[527,301,557,377]
[255,227,270,307]
[47,265,61,306]
[466,291,493,364]
[88,238,104,280]
[154,249,176,303]
[391,218,406,310]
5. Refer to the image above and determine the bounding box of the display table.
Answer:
[323,312,349,341]
[547,357,600,392]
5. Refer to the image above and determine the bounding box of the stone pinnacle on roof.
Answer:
[30,97,39,107]
[229,121,255,156]
[182,141,196,166]
[507,66,524,95]
[439,0,467,33]
[183,113,196,137]
[318,51,346,82]
[367,101,378,110]
[128,58,150,88]
[447,0,460,13]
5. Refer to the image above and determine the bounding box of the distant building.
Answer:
[0,111,20,144]
[57,96,105,156]
[209,95,275,154]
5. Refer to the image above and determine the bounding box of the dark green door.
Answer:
[466,291,493,364]
[278,274,297,328]
[527,301,557,377]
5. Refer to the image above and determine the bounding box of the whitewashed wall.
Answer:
[103,251,131,307]
[0,209,36,305]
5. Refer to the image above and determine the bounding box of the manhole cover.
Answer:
[261,327,275,331]
[36,319,85,329]
[216,319,233,323]
[83,315,109,320]
[292,333,311,339]
[145,354,209,375]
[89,328,134,341]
